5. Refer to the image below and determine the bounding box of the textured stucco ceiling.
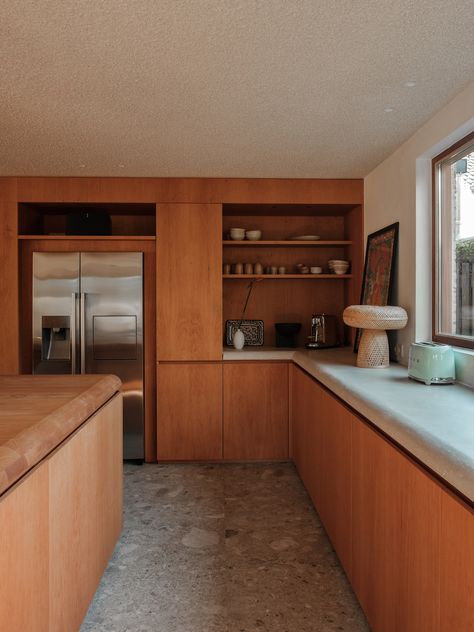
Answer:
[1,0,473,178]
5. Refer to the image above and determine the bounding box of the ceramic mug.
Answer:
[244,263,253,275]
[234,263,243,274]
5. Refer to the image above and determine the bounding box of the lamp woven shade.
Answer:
[343,305,408,368]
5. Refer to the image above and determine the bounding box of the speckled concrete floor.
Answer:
[81,463,369,632]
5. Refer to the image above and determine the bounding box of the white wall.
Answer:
[364,80,474,386]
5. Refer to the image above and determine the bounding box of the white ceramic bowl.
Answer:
[230,228,246,240]
[310,266,322,274]
[245,230,262,241]
[332,264,349,274]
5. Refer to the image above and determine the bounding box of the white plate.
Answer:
[289,235,320,241]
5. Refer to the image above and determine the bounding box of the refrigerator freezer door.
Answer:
[33,252,80,375]
[80,252,144,459]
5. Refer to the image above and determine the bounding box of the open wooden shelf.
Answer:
[223,240,352,247]
[223,274,352,280]
[18,235,156,241]
[18,202,156,237]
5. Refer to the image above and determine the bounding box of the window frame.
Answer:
[432,130,474,350]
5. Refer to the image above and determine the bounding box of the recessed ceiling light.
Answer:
[404,81,417,88]
[384,107,395,113]
[117,163,125,168]
[78,163,86,168]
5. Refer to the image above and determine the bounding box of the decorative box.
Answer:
[225,320,264,346]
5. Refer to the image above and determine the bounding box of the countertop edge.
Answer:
[0,375,121,496]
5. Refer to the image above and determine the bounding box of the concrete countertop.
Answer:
[0,374,121,496]
[223,346,474,505]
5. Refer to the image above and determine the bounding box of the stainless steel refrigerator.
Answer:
[32,251,144,460]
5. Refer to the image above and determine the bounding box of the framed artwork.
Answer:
[354,222,399,352]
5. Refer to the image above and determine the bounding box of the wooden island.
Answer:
[0,375,123,632]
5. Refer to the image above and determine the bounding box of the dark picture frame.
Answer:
[354,222,399,352]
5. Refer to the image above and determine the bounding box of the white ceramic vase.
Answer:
[233,328,245,350]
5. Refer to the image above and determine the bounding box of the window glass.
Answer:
[434,134,474,347]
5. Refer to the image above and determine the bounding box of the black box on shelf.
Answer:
[65,210,112,235]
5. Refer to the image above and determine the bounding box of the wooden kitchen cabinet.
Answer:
[157,363,223,460]
[291,364,474,632]
[291,365,351,572]
[0,391,122,632]
[157,203,222,361]
[0,178,19,375]
[351,419,441,632]
[0,463,49,632]
[291,364,319,500]
[223,362,289,460]
[49,393,123,632]
[439,491,474,632]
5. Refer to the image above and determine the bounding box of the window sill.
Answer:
[453,346,474,389]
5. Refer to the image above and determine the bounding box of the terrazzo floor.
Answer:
[81,463,369,632]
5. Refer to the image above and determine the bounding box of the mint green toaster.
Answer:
[408,342,455,385]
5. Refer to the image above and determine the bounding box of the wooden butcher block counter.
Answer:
[0,374,123,632]
[0,374,121,495]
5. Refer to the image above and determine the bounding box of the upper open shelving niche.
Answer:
[18,202,156,238]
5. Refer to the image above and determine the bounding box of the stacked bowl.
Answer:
[328,259,350,275]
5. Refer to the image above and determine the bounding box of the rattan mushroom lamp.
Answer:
[343,305,408,368]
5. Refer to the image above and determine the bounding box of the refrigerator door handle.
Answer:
[71,293,77,375]
[80,292,86,374]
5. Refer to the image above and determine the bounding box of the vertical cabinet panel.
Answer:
[439,493,474,632]
[291,364,320,501]
[0,177,19,374]
[351,420,440,632]
[0,463,49,632]
[157,363,223,460]
[291,365,351,573]
[223,362,289,460]
[157,203,222,361]
[49,394,123,632]
[315,386,352,573]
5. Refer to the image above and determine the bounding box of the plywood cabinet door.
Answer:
[157,363,223,460]
[157,203,222,361]
[291,365,351,572]
[439,492,474,632]
[351,420,440,632]
[223,362,289,460]
[314,384,352,573]
[291,364,320,502]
